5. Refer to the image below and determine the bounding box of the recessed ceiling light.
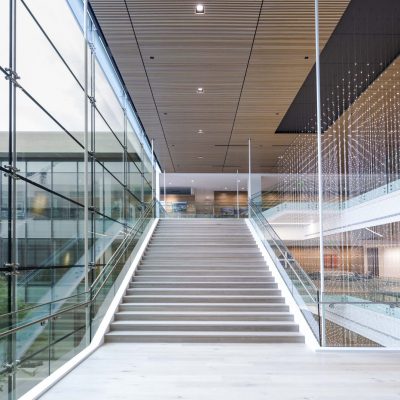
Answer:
[195,4,205,14]
[241,187,245,190]
[198,129,203,133]
[168,182,172,185]
[197,156,203,159]
[197,87,204,94]
[191,179,194,183]
[224,187,228,190]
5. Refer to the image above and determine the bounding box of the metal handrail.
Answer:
[321,300,400,306]
[0,200,158,338]
[0,300,90,340]
[249,202,318,299]
[0,292,87,320]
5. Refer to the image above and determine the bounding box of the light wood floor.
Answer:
[41,343,400,400]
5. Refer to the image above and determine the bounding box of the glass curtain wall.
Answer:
[257,1,400,347]
[0,0,156,397]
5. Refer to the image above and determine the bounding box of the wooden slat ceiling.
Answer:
[89,0,350,172]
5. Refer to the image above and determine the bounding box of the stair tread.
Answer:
[123,295,284,299]
[106,331,303,337]
[111,321,297,326]
[120,302,287,306]
[116,311,292,315]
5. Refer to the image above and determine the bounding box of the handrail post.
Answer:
[248,138,251,218]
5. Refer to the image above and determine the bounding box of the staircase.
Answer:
[106,219,304,343]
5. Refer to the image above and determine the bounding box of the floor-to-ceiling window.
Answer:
[0,1,157,397]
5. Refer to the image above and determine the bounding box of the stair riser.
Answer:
[132,277,275,282]
[129,282,278,289]
[142,256,264,261]
[125,289,282,296]
[147,244,257,247]
[138,263,267,267]
[135,271,271,277]
[105,335,305,344]
[109,324,300,333]
[114,314,294,322]
[119,305,290,312]
[137,266,268,271]
[122,297,286,304]
[151,239,254,243]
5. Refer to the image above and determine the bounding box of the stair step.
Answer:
[105,331,305,344]
[129,282,278,289]
[138,262,267,267]
[135,270,271,276]
[119,303,290,312]
[147,244,257,248]
[126,288,281,296]
[138,266,268,270]
[109,321,299,332]
[132,276,275,282]
[141,258,264,261]
[114,311,294,321]
[122,295,286,304]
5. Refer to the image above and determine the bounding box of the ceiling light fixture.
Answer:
[195,4,205,14]
[198,129,203,133]
[197,87,204,94]
[197,156,203,159]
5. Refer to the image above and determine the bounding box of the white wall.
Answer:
[379,247,400,278]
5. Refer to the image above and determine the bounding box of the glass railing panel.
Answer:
[0,200,159,399]
[15,321,51,399]
[49,304,87,373]
[249,202,321,342]
[89,204,155,336]
[0,336,8,395]
[0,302,90,399]
[161,202,248,218]
[321,297,400,347]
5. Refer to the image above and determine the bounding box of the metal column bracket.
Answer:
[2,263,20,276]
[88,41,96,54]
[1,360,21,377]
[4,68,20,86]
[2,165,20,179]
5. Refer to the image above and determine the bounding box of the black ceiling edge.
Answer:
[277,0,400,134]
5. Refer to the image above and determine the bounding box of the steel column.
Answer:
[314,0,326,346]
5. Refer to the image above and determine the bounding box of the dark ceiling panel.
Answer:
[277,0,400,134]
